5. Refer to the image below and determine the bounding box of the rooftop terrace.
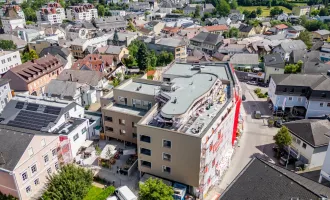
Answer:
[107,103,147,117]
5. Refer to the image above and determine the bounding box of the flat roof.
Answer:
[120,80,160,96]
[57,117,86,135]
[108,104,147,116]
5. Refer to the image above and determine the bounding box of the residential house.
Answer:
[268,73,330,118]
[230,53,259,71]
[36,2,66,24]
[286,25,305,38]
[158,0,176,14]
[0,4,25,19]
[17,29,41,43]
[93,16,127,32]
[0,50,21,76]
[183,4,215,16]
[107,32,138,47]
[312,30,330,41]
[277,13,289,21]
[57,69,109,101]
[161,27,180,36]
[66,3,98,21]
[288,15,301,24]
[228,11,245,23]
[205,17,231,26]
[219,157,330,200]
[43,26,66,39]
[190,32,223,55]
[66,27,89,40]
[72,54,115,74]
[318,125,330,183]
[264,53,285,83]
[39,46,73,70]
[284,119,330,168]
[128,2,151,12]
[1,7,25,34]
[97,45,129,61]
[204,25,228,35]
[0,79,12,112]
[186,49,211,63]
[0,34,27,50]
[28,39,58,55]
[109,10,126,17]
[218,44,248,55]
[320,43,330,62]
[70,34,110,58]
[2,54,64,95]
[238,24,257,38]
[274,24,288,35]
[141,21,165,35]
[292,6,310,16]
[272,40,307,61]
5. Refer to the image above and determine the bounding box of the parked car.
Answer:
[258,82,269,87]
[247,81,257,85]
[274,119,285,128]
[242,94,246,101]
[254,110,262,119]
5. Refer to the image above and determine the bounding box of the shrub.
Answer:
[257,93,266,98]
[254,88,261,94]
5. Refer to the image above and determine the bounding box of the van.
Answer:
[115,186,137,200]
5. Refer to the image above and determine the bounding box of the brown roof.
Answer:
[72,54,114,72]
[204,25,229,32]
[162,27,180,34]
[8,54,63,83]
[275,24,288,30]
[3,7,21,20]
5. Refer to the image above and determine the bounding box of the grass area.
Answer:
[290,2,308,6]
[238,6,292,16]
[84,186,103,200]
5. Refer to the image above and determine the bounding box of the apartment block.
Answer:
[1,7,25,34]
[66,3,98,21]
[0,50,21,76]
[0,79,12,113]
[36,2,65,24]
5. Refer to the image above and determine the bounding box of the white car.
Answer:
[247,81,257,85]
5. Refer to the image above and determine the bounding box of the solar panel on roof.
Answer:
[26,103,39,111]
[44,106,61,115]
[15,102,24,109]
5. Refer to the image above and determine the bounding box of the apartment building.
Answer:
[93,16,127,32]
[66,3,98,21]
[0,125,59,200]
[0,4,25,19]
[0,50,21,76]
[268,73,330,118]
[0,79,12,113]
[137,63,241,199]
[71,34,110,58]
[190,32,223,55]
[1,7,25,34]
[102,78,159,144]
[292,6,310,16]
[36,2,65,24]
[2,54,64,95]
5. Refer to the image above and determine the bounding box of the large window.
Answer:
[140,148,151,156]
[162,166,171,173]
[163,153,171,161]
[106,126,113,132]
[105,116,113,122]
[163,140,172,148]
[141,160,151,168]
[140,135,151,143]
[81,127,87,134]
[119,119,126,125]
[31,164,37,174]
[22,172,28,181]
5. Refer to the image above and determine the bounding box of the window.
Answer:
[283,88,287,92]
[41,139,46,147]
[302,143,307,149]
[119,119,126,125]
[162,166,171,173]
[163,153,171,161]
[132,99,141,106]
[47,167,52,174]
[140,135,151,143]
[7,57,11,62]
[34,179,39,186]
[64,112,70,119]
[120,129,126,135]
[140,148,151,156]
[132,133,137,138]
[31,164,37,174]
[105,116,112,122]
[81,127,87,134]
[320,102,324,107]
[297,97,302,102]
[55,162,59,170]
[28,148,34,157]
[26,186,31,194]
[327,103,330,107]
[163,140,172,148]
[44,155,49,163]
[1,59,5,64]
[73,134,79,141]
[322,93,326,98]
[22,172,28,181]
[13,55,17,58]
[290,88,294,93]
[141,160,151,168]
[105,126,113,132]
[52,149,57,157]
[132,122,136,127]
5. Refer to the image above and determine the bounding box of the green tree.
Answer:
[127,20,137,32]
[217,0,230,17]
[319,7,329,16]
[113,29,119,46]
[157,51,174,66]
[99,0,105,5]
[222,31,229,38]
[21,50,39,63]
[42,164,93,200]
[0,40,17,50]
[256,7,262,16]
[270,6,283,18]
[267,0,271,8]
[136,43,149,70]
[249,10,257,18]
[249,19,261,27]
[273,126,292,150]
[242,10,251,18]
[23,7,37,22]
[148,50,157,68]
[230,0,238,9]
[310,9,320,16]
[172,9,184,14]
[59,0,65,8]
[229,27,239,37]
[139,178,174,200]
[98,5,105,17]
[145,11,151,20]
[202,12,212,21]
[284,63,302,74]
[194,5,201,18]
[0,191,17,200]
[297,31,312,49]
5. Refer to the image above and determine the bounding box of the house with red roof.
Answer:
[72,54,115,75]
[274,24,288,35]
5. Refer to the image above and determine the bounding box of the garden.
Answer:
[254,88,268,98]
[238,6,292,16]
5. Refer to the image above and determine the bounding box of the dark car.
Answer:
[242,95,246,101]
[258,82,269,87]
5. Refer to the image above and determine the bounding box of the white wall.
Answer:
[67,119,89,157]
[310,146,327,169]
[320,144,330,182]
[0,82,12,113]
[2,18,25,34]
[0,51,22,75]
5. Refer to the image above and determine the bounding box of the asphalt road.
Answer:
[205,82,279,199]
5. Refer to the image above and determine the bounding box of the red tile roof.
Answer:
[275,24,288,30]
[147,70,156,76]
[162,27,180,34]
[72,54,114,72]
[204,25,229,32]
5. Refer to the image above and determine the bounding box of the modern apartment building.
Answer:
[1,7,26,34]
[36,2,66,24]
[0,79,12,113]
[102,62,241,199]
[93,16,127,32]
[3,54,64,95]
[66,3,98,21]
[0,50,22,76]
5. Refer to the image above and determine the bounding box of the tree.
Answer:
[270,6,283,18]
[230,0,238,9]
[23,7,37,22]
[273,126,292,151]
[98,5,105,17]
[242,10,251,18]
[249,10,257,18]
[139,178,174,200]
[127,21,136,32]
[222,31,229,38]
[217,0,230,17]
[0,40,17,50]
[21,50,39,63]
[284,63,302,74]
[42,164,93,200]
[319,7,329,16]
[172,9,184,14]
[249,19,261,27]
[0,191,16,200]
[267,0,271,8]
[59,0,65,8]
[202,12,212,21]
[113,29,119,46]
[136,43,149,70]
[148,50,157,68]
[297,31,312,49]
[194,5,201,18]
[157,51,174,66]
[229,27,239,37]
[310,9,320,16]
[145,11,151,20]
[99,0,105,5]
[256,7,262,16]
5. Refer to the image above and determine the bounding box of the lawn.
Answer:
[84,186,103,200]
[84,185,116,200]
[290,2,308,6]
[238,6,292,16]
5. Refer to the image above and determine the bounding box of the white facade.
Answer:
[2,18,25,34]
[0,81,11,113]
[109,10,126,16]
[64,119,89,157]
[66,6,98,21]
[0,51,22,75]
[36,5,65,24]
[272,46,290,61]
[66,28,88,40]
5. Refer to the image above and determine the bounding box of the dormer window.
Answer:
[290,88,294,93]
[322,93,326,98]
[283,88,287,92]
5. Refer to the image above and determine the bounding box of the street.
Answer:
[205,82,279,199]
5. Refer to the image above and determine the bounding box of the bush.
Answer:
[257,93,266,98]
[0,191,17,200]
[254,88,261,94]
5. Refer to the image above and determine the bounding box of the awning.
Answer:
[244,66,251,69]
[81,140,93,148]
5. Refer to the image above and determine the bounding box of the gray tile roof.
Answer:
[290,25,306,32]
[314,29,330,36]
[264,53,285,68]
[190,32,223,46]
[0,79,10,87]
[57,69,104,87]
[303,62,330,74]
[271,74,324,87]
[219,157,330,200]
[281,40,307,53]
[105,45,124,55]
[284,119,330,147]
[45,79,81,99]
[230,54,259,65]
